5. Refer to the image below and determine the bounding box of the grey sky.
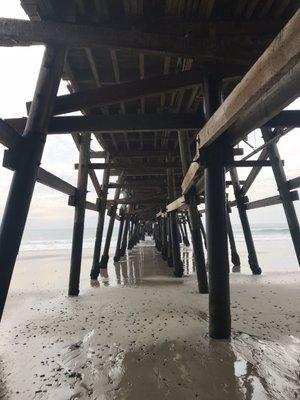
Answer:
[0,1,299,230]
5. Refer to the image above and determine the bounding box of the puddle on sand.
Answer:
[31,331,299,400]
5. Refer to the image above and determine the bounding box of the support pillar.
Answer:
[168,165,183,277]
[90,155,110,280]
[0,45,65,321]
[230,167,261,274]
[120,209,130,257]
[203,74,230,338]
[161,214,168,260]
[262,127,300,265]
[226,202,241,272]
[99,174,123,268]
[113,207,125,262]
[68,133,91,295]
[181,215,190,246]
[178,130,208,292]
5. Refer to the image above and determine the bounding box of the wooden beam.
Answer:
[37,168,76,196]
[196,10,300,149]
[76,162,181,170]
[263,110,300,128]
[48,71,203,115]
[246,191,299,210]
[6,113,205,133]
[0,118,20,148]
[0,18,272,62]
[288,176,300,190]
[166,196,186,213]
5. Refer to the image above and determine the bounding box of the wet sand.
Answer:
[0,239,299,399]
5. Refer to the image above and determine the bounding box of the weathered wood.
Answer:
[263,110,300,128]
[197,11,300,149]
[6,113,204,134]
[0,45,66,321]
[85,201,98,212]
[0,118,20,148]
[7,110,298,136]
[246,191,299,210]
[182,162,200,194]
[37,168,76,196]
[68,134,91,296]
[166,196,185,213]
[0,18,272,62]
[242,148,270,194]
[77,162,181,170]
[49,70,203,115]
[288,176,300,190]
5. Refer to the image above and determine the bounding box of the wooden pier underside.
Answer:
[0,0,299,339]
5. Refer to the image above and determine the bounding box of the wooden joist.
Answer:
[246,191,299,210]
[37,168,76,196]
[48,71,203,115]
[166,196,186,213]
[288,176,300,190]
[6,113,205,134]
[76,162,181,170]
[0,118,20,148]
[0,18,272,62]
[264,110,300,128]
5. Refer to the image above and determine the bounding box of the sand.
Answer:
[0,239,299,399]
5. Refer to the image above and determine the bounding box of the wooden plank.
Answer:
[246,191,299,210]
[8,111,297,136]
[196,10,300,149]
[0,18,272,62]
[231,160,273,168]
[182,162,200,194]
[50,71,204,115]
[288,176,300,190]
[263,110,300,128]
[76,162,181,170]
[166,196,185,212]
[37,168,76,196]
[6,113,204,133]
[85,201,99,211]
[0,118,20,148]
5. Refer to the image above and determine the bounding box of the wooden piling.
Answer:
[262,127,300,265]
[230,167,262,274]
[113,207,125,262]
[99,174,123,268]
[226,203,241,272]
[68,133,91,296]
[90,155,110,280]
[0,45,66,320]
[120,209,130,256]
[203,74,231,339]
[178,130,208,292]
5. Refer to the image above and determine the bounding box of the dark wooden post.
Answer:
[261,127,300,265]
[0,45,65,321]
[226,202,241,272]
[99,174,123,268]
[168,166,183,277]
[161,214,168,260]
[178,130,208,292]
[120,208,130,256]
[230,167,262,274]
[198,213,207,249]
[113,207,125,262]
[203,74,230,339]
[90,155,110,280]
[68,133,91,296]
[181,214,190,246]
[167,215,173,267]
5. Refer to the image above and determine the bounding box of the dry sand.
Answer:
[0,239,299,399]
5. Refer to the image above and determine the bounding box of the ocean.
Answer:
[17,222,300,273]
[19,223,291,252]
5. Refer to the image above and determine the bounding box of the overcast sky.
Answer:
[0,1,299,231]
